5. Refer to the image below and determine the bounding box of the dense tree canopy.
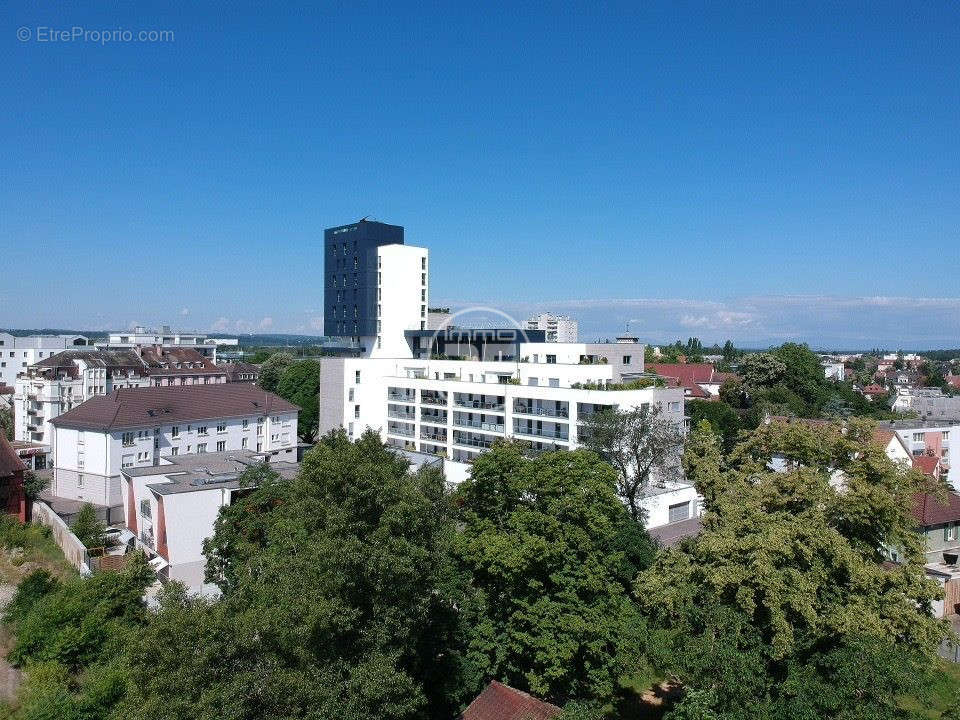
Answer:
[123,430,464,720]
[453,442,657,707]
[643,418,949,719]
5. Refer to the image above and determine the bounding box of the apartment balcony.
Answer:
[26,423,40,432]
[453,417,505,434]
[420,410,448,425]
[387,408,417,421]
[421,391,448,406]
[452,432,497,450]
[387,423,415,438]
[420,429,448,443]
[26,408,39,417]
[512,422,569,442]
[387,388,416,402]
[454,394,505,412]
[513,401,569,419]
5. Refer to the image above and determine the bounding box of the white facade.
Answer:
[318,351,684,482]
[52,409,298,506]
[892,421,959,490]
[0,333,88,389]
[364,244,428,359]
[821,361,845,381]
[638,481,702,529]
[525,313,578,343]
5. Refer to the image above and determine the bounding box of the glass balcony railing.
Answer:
[513,403,569,419]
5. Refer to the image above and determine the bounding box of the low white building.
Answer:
[638,480,702,529]
[0,333,88,389]
[49,384,299,507]
[821,361,845,382]
[525,313,579,343]
[122,450,300,594]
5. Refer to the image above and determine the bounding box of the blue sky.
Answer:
[2,1,959,348]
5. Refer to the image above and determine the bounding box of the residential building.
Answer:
[0,434,26,523]
[219,361,260,383]
[49,384,299,506]
[121,450,299,594]
[647,363,737,400]
[638,480,702,529]
[821,360,845,381]
[0,333,88,389]
[318,219,685,486]
[524,313,578,343]
[13,348,226,453]
[459,681,561,720]
[894,388,960,419]
[95,325,219,362]
[887,419,959,489]
[323,219,427,356]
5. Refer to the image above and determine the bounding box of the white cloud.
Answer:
[180,307,190,316]
[259,317,274,330]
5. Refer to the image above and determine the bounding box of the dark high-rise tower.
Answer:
[323,219,404,340]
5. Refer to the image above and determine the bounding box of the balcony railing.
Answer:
[387,410,416,420]
[453,435,496,449]
[420,431,447,442]
[454,419,505,433]
[420,413,447,424]
[513,404,569,419]
[387,391,416,402]
[513,427,569,442]
[387,427,415,438]
[421,394,448,406]
[455,399,505,411]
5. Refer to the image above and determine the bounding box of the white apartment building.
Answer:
[319,348,684,485]
[122,450,300,594]
[894,388,960,419]
[525,313,578,343]
[95,325,219,362]
[0,333,88,389]
[49,384,299,506]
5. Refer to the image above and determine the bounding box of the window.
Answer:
[122,432,135,446]
[944,431,951,440]
[170,447,179,456]
[421,256,426,270]
[216,423,226,433]
[216,441,226,452]
[140,499,151,518]
[354,405,360,419]
[122,454,134,468]
[348,388,355,402]
[242,419,249,430]
[241,437,248,449]
[528,377,539,386]
[197,443,207,454]
[913,432,924,442]
[546,355,556,364]
[945,524,956,542]
[669,401,681,412]
[421,273,426,285]
[77,474,84,487]
[668,502,690,523]
[355,370,361,384]
[197,426,208,435]
[623,355,631,365]
[549,378,560,388]
[421,289,426,301]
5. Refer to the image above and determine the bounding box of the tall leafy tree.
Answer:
[579,406,684,522]
[257,351,294,392]
[453,442,656,707]
[124,430,465,720]
[641,419,950,719]
[275,358,322,440]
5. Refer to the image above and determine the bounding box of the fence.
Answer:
[31,501,91,575]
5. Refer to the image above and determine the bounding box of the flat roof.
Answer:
[123,449,300,495]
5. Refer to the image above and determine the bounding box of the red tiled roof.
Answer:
[459,682,561,720]
[862,384,887,395]
[49,384,298,431]
[948,375,960,390]
[913,454,941,478]
[647,364,737,396]
[912,491,960,526]
[0,434,26,478]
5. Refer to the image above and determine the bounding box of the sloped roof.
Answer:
[913,454,941,477]
[50,384,298,431]
[33,349,144,369]
[0,434,26,477]
[913,491,960,526]
[459,682,561,720]
[647,364,737,396]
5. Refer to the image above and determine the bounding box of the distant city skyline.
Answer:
[3,3,959,347]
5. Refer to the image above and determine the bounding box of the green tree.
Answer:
[275,359,322,440]
[22,469,49,503]
[124,430,464,720]
[579,406,684,522]
[685,399,741,451]
[721,340,736,363]
[453,442,656,706]
[642,419,950,720]
[738,352,786,388]
[257,351,294,392]
[70,503,106,549]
